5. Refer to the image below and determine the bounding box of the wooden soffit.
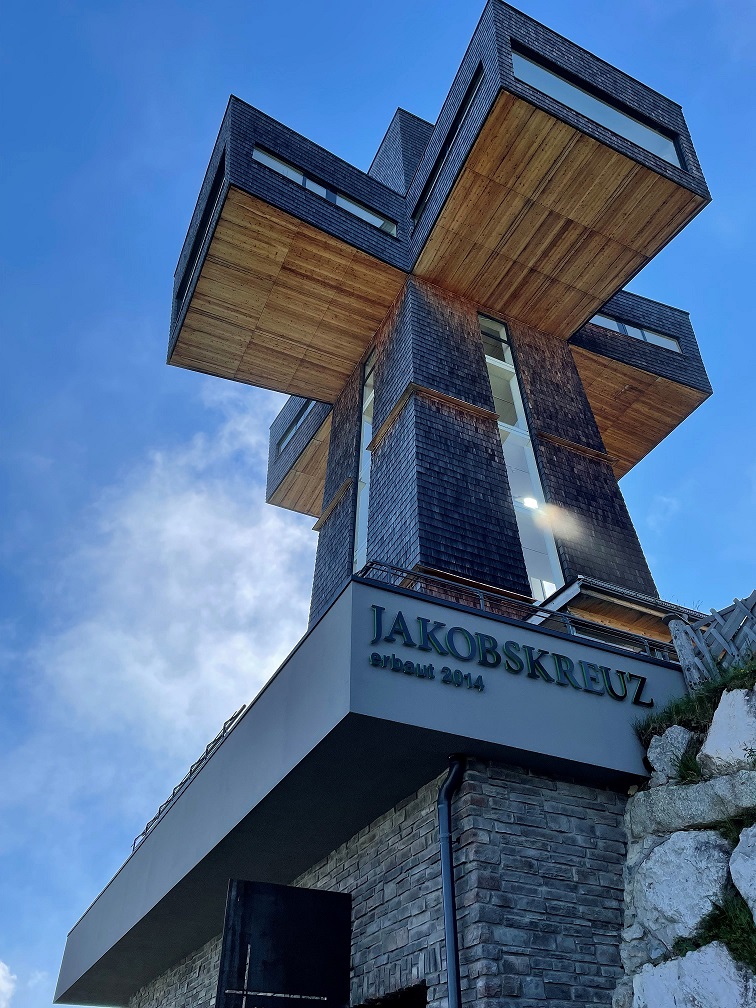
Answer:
[571,346,708,478]
[267,413,332,518]
[169,187,407,402]
[414,90,706,339]
[567,595,672,644]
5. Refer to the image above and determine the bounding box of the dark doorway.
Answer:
[354,982,428,1008]
[216,880,351,1008]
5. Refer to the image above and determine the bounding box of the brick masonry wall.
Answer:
[456,760,626,1007]
[294,775,448,1005]
[126,760,627,1008]
[508,319,657,596]
[128,935,221,1008]
[368,279,531,596]
[296,759,627,1008]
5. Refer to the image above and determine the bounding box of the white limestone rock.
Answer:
[698,689,756,776]
[611,976,633,1008]
[626,770,756,840]
[632,942,756,1007]
[647,725,694,785]
[730,824,756,922]
[631,830,730,951]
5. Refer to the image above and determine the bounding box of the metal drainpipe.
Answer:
[437,755,465,1008]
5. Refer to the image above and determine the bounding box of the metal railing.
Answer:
[357,561,678,663]
[132,704,247,853]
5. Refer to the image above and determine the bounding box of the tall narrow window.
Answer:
[480,317,563,603]
[353,351,376,572]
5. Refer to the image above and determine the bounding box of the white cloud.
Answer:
[36,383,315,750]
[0,963,17,1008]
[646,494,681,534]
[0,382,320,1008]
[0,381,317,840]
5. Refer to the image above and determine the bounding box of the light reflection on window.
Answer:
[481,316,563,603]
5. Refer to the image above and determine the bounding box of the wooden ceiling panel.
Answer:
[415,90,705,338]
[169,186,406,401]
[571,346,708,477]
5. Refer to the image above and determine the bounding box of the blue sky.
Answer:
[1,1,755,1006]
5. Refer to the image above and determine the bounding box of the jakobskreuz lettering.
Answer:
[369,605,653,707]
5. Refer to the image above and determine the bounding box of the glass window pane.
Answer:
[482,332,514,365]
[500,430,537,503]
[336,193,382,227]
[253,148,395,236]
[488,365,521,427]
[590,313,623,333]
[479,316,563,601]
[334,193,396,236]
[252,148,304,184]
[353,361,375,572]
[644,329,681,352]
[277,400,315,455]
[305,177,328,198]
[512,52,681,167]
[624,324,646,341]
[515,507,550,554]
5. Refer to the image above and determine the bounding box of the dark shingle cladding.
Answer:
[174,0,711,608]
[367,279,531,597]
[368,109,434,195]
[266,397,331,504]
[170,0,710,348]
[309,367,362,626]
[508,320,658,596]
[293,277,707,609]
[309,277,537,620]
[570,289,712,396]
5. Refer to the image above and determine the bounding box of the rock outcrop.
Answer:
[613,686,756,1008]
[698,689,756,776]
[647,724,693,786]
[633,943,756,1008]
[730,824,756,921]
[630,831,729,953]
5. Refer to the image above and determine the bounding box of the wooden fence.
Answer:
[667,589,756,690]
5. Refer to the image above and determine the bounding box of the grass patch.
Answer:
[673,887,756,972]
[673,742,706,784]
[635,660,756,749]
[716,811,756,847]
